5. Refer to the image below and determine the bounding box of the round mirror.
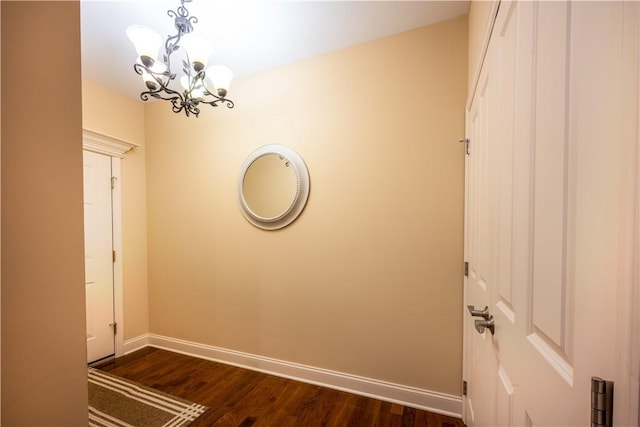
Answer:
[238,144,310,230]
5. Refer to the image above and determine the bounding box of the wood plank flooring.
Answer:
[95,347,465,427]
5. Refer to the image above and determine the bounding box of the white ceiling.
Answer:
[81,0,469,101]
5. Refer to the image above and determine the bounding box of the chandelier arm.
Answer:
[199,97,234,109]
[140,90,181,103]
[200,88,235,109]
[133,62,173,91]
[133,62,172,80]
[140,83,184,103]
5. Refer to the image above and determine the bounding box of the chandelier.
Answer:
[126,0,234,117]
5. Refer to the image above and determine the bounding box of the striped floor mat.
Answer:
[88,367,208,427]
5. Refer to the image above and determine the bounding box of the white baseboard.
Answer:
[123,334,149,354]
[123,333,462,418]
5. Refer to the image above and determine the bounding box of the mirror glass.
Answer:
[242,154,297,219]
[238,144,310,230]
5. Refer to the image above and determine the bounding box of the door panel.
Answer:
[464,1,639,426]
[84,150,115,363]
[530,1,571,350]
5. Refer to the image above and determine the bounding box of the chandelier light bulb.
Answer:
[126,25,162,66]
[183,34,213,72]
[206,65,233,98]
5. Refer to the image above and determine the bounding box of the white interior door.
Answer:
[464,1,639,426]
[84,150,115,363]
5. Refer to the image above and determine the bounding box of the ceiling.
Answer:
[81,0,469,101]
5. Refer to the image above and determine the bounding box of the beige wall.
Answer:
[468,0,495,93]
[1,1,87,425]
[145,15,467,395]
[82,79,149,340]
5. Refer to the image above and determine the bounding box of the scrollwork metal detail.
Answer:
[132,0,234,117]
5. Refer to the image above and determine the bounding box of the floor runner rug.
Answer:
[88,367,208,427]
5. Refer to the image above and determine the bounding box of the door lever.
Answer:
[467,305,491,320]
[475,316,495,335]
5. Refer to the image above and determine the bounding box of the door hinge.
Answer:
[591,377,613,427]
[109,322,117,336]
[112,250,116,263]
[464,261,469,277]
[458,138,470,155]
[462,380,467,396]
[111,176,118,190]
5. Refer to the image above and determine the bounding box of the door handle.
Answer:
[474,316,495,335]
[467,305,491,320]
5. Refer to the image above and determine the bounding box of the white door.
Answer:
[84,150,115,363]
[464,1,639,426]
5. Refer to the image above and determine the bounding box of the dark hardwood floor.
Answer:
[95,347,465,427]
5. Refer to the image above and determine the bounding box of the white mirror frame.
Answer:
[237,144,310,230]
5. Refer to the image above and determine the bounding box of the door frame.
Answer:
[83,129,138,359]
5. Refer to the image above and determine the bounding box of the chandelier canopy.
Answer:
[126,0,234,117]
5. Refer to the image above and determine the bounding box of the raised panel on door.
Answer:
[505,2,577,424]
[529,0,572,359]
[495,0,516,320]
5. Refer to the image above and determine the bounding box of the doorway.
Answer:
[83,129,137,363]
